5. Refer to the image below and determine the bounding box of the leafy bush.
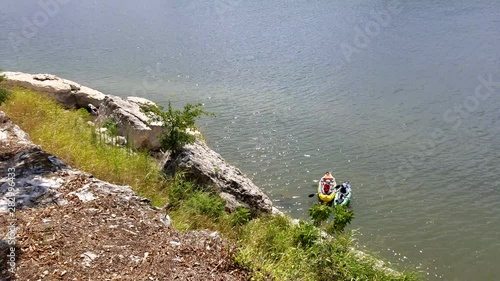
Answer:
[308,234,353,281]
[238,215,293,263]
[165,172,229,229]
[235,214,419,281]
[102,118,119,136]
[0,88,10,105]
[142,101,213,154]
[171,190,226,230]
[325,205,355,235]
[308,203,332,226]
[0,71,10,105]
[292,221,320,249]
[76,107,91,118]
[166,173,200,208]
[182,191,225,220]
[261,218,292,260]
[229,207,252,227]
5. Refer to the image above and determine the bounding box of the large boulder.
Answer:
[1,72,105,108]
[76,85,107,108]
[161,140,274,215]
[0,72,108,109]
[0,71,164,150]
[95,96,164,150]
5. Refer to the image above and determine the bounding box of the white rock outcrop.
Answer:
[0,72,162,150]
[95,96,164,150]
[161,140,274,215]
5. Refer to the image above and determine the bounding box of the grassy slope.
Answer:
[0,88,420,281]
[1,88,169,205]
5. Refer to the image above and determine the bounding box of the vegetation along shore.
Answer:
[0,71,420,280]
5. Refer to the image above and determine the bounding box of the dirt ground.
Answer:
[0,173,248,281]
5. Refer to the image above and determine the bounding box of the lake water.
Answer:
[1,0,500,280]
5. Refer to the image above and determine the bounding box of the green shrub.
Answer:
[102,118,119,136]
[142,100,214,155]
[0,88,10,105]
[76,107,91,118]
[166,173,200,208]
[182,191,225,220]
[309,235,352,281]
[262,225,291,260]
[241,215,292,261]
[171,190,226,230]
[292,221,319,249]
[308,203,332,226]
[0,71,10,105]
[325,205,355,235]
[229,207,252,227]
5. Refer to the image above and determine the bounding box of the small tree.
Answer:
[308,203,354,234]
[308,203,332,227]
[325,205,354,235]
[142,100,213,155]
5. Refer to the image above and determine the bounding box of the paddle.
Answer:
[308,182,319,197]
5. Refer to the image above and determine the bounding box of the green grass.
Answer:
[0,88,169,206]
[234,215,419,281]
[0,88,421,281]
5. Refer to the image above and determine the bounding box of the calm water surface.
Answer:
[1,1,500,280]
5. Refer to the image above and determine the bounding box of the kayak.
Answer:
[334,181,352,206]
[317,178,336,206]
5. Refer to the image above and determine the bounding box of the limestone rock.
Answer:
[96,96,163,150]
[219,192,246,212]
[75,85,107,108]
[1,72,80,108]
[126,96,157,107]
[0,72,109,111]
[0,71,164,150]
[161,140,274,215]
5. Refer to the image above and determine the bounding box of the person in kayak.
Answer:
[321,171,335,183]
[336,182,350,203]
[320,180,334,195]
[320,172,336,195]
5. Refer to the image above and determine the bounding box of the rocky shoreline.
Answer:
[1,72,403,279]
[0,71,278,215]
